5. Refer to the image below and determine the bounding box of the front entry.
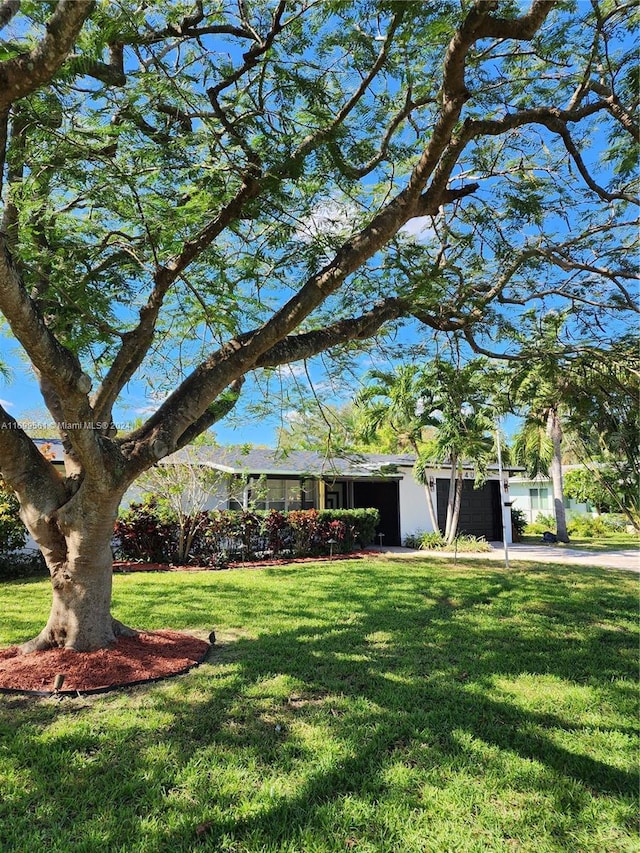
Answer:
[353,480,401,546]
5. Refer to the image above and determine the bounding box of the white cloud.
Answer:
[297,200,357,243]
[399,216,437,242]
[0,398,14,408]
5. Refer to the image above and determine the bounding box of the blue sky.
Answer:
[1,2,636,450]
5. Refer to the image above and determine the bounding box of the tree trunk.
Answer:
[547,407,569,543]
[444,453,458,540]
[19,491,136,653]
[423,482,439,533]
[446,469,464,545]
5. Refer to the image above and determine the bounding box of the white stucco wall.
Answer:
[509,478,591,524]
[397,468,437,540]
[398,467,513,544]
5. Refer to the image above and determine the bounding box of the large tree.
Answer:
[0,1,637,650]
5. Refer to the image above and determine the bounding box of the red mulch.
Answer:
[0,630,210,696]
[113,552,368,573]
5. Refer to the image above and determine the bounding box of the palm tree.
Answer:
[506,317,573,542]
[356,358,496,544]
[512,404,569,542]
[355,365,440,531]
[414,359,495,544]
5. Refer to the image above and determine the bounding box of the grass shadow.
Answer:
[0,559,637,852]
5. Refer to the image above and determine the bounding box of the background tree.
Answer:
[356,358,495,543]
[506,315,580,542]
[356,364,440,531]
[413,359,495,544]
[563,336,640,530]
[0,1,637,650]
[563,468,614,515]
[505,320,639,540]
[136,449,230,564]
[276,403,364,456]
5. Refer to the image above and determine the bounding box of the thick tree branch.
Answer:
[587,80,639,142]
[67,46,126,88]
[253,300,410,370]
[174,379,244,452]
[0,237,110,476]
[0,0,93,110]
[0,405,69,565]
[0,0,20,31]
[91,169,263,425]
[122,0,557,464]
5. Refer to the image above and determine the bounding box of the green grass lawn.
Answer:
[519,533,639,552]
[0,558,637,853]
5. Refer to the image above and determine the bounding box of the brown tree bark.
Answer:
[19,489,135,653]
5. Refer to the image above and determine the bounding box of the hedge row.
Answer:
[113,504,380,567]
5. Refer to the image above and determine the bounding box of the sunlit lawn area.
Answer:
[520,533,639,553]
[0,557,637,853]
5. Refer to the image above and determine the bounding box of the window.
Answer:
[266,479,286,511]
[248,478,311,511]
[301,479,315,509]
[286,481,303,510]
[529,487,549,510]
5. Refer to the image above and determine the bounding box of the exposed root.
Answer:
[18,631,55,655]
[112,618,138,639]
[18,616,137,654]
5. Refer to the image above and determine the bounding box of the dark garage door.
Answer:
[353,480,401,546]
[436,479,502,541]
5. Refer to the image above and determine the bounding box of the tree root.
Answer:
[18,617,138,653]
[18,631,55,655]
[112,618,138,639]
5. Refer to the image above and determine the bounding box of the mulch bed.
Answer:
[0,630,210,696]
[1,553,370,697]
[113,551,368,572]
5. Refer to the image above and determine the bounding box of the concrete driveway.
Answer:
[370,543,640,573]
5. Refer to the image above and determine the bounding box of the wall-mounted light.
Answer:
[428,477,436,490]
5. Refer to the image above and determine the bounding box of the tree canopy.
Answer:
[0,0,637,650]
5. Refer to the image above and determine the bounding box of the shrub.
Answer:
[288,509,324,556]
[525,513,557,535]
[566,514,624,538]
[403,530,491,552]
[450,534,492,552]
[113,498,175,563]
[317,508,379,550]
[263,509,288,555]
[599,513,631,533]
[0,550,46,580]
[418,531,447,549]
[114,504,381,565]
[510,508,527,541]
[0,483,27,555]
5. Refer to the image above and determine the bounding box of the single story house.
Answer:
[508,471,593,525]
[33,440,518,545]
[151,445,517,545]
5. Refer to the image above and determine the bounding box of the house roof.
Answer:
[164,446,522,478]
[34,439,523,477]
[164,446,412,479]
